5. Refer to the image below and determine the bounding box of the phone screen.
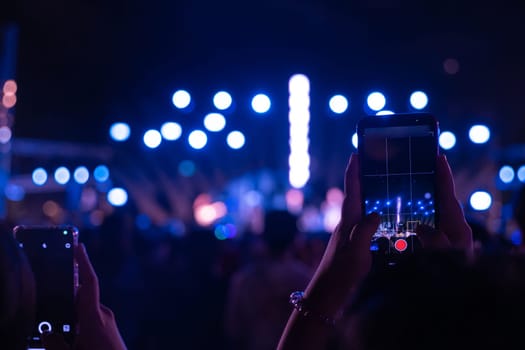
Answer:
[358,114,439,256]
[14,226,78,347]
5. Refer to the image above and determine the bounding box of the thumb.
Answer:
[348,213,381,253]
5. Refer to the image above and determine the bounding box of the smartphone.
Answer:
[357,113,439,261]
[13,226,78,349]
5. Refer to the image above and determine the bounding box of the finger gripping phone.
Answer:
[357,113,439,261]
[13,225,78,348]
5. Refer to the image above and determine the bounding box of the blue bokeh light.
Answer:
[439,131,457,150]
[251,94,271,113]
[409,91,429,110]
[73,166,90,184]
[161,122,182,141]
[188,130,208,150]
[469,125,491,144]
[366,92,386,111]
[107,187,128,207]
[328,95,348,114]
[94,165,110,182]
[54,167,71,185]
[32,168,48,186]
[499,165,515,184]
[227,131,245,149]
[172,90,191,109]
[109,122,131,142]
[143,129,162,149]
[213,91,233,110]
[204,113,226,132]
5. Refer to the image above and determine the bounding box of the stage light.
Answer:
[0,126,12,144]
[352,132,358,149]
[289,74,311,189]
[376,110,394,116]
[439,131,456,150]
[143,129,162,149]
[367,92,386,111]
[73,166,90,184]
[328,95,348,114]
[32,168,48,186]
[107,187,128,207]
[94,165,110,182]
[227,131,245,149]
[204,113,226,132]
[172,90,191,109]
[469,191,492,211]
[214,224,237,240]
[5,183,24,201]
[469,125,490,144]
[161,122,182,141]
[499,165,515,184]
[54,167,71,185]
[409,91,428,110]
[289,74,310,95]
[251,94,271,113]
[518,165,525,183]
[188,130,207,149]
[3,80,17,95]
[213,91,232,110]
[109,122,130,142]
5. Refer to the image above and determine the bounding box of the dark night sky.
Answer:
[4,0,525,147]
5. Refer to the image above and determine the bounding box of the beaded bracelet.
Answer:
[289,291,337,327]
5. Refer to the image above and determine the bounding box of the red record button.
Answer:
[394,239,408,252]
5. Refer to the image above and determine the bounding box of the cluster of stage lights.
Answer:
[25,166,128,207]
[109,90,273,150]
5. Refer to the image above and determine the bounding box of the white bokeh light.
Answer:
[251,94,271,113]
[367,92,386,111]
[161,122,182,141]
[32,168,48,186]
[54,167,71,185]
[203,113,226,132]
[439,131,457,150]
[288,74,310,95]
[409,91,429,110]
[518,165,525,183]
[226,131,245,149]
[328,95,348,114]
[376,110,394,116]
[188,130,208,149]
[469,191,492,211]
[143,129,162,149]
[107,188,128,207]
[352,132,358,149]
[73,166,90,184]
[172,90,191,109]
[499,166,515,184]
[109,122,130,142]
[469,125,491,144]
[213,91,233,110]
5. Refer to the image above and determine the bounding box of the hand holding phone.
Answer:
[13,226,78,348]
[357,113,439,261]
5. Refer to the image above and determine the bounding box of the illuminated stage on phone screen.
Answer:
[360,124,437,253]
